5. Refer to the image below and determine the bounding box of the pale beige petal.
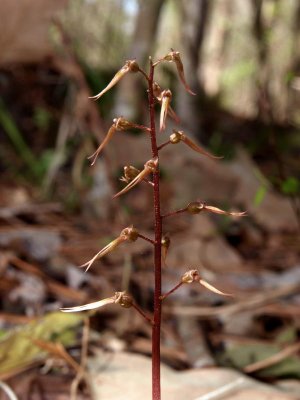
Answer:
[88,124,117,165]
[89,65,130,100]
[199,279,232,297]
[182,135,222,160]
[61,297,115,312]
[204,205,246,217]
[113,168,151,198]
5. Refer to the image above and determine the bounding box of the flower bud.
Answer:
[181,270,199,284]
[170,130,183,144]
[121,166,140,183]
[121,226,139,242]
[145,157,158,172]
[114,291,133,308]
[187,201,205,214]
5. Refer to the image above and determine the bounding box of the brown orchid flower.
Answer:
[153,82,180,124]
[88,117,147,165]
[61,291,133,313]
[170,130,222,160]
[160,89,172,131]
[162,50,196,96]
[113,157,158,198]
[161,235,170,266]
[120,165,140,183]
[181,270,232,296]
[89,60,139,100]
[186,201,246,217]
[80,226,139,272]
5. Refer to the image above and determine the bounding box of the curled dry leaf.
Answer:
[89,60,139,100]
[61,291,133,313]
[80,226,139,272]
[113,158,158,198]
[160,90,172,131]
[163,50,196,95]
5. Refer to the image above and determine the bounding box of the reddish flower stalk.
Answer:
[148,58,162,400]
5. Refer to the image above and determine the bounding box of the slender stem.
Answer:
[132,123,151,133]
[138,67,150,82]
[160,282,184,301]
[137,233,155,245]
[148,58,162,400]
[132,303,154,325]
[157,140,171,151]
[161,207,187,219]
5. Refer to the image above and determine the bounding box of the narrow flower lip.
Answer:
[199,279,233,297]
[60,291,133,313]
[80,236,127,272]
[60,297,115,312]
[160,90,172,131]
[204,205,246,217]
[88,123,117,165]
[153,82,180,124]
[161,50,196,96]
[89,60,139,101]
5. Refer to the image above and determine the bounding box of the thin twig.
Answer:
[157,140,171,151]
[244,341,300,373]
[138,233,155,245]
[194,377,246,400]
[161,207,187,219]
[132,303,154,325]
[160,282,184,300]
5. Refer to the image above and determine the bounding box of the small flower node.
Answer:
[113,157,158,198]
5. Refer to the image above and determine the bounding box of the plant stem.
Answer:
[148,58,162,400]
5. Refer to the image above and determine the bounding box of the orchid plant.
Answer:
[61,50,245,400]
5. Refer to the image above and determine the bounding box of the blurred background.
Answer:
[0,0,299,399]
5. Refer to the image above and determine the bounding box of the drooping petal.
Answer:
[181,134,222,160]
[199,279,232,297]
[80,236,127,272]
[113,167,151,198]
[88,124,117,165]
[173,53,196,96]
[160,90,172,131]
[60,297,115,312]
[163,51,196,95]
[204,205,246,217]
[153,82,180,124]
[89,60,139,101]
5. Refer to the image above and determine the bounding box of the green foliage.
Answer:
[254,185,267,206]
[33,106,52,131]
[281,177,299,195]
[0,312,83,379]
